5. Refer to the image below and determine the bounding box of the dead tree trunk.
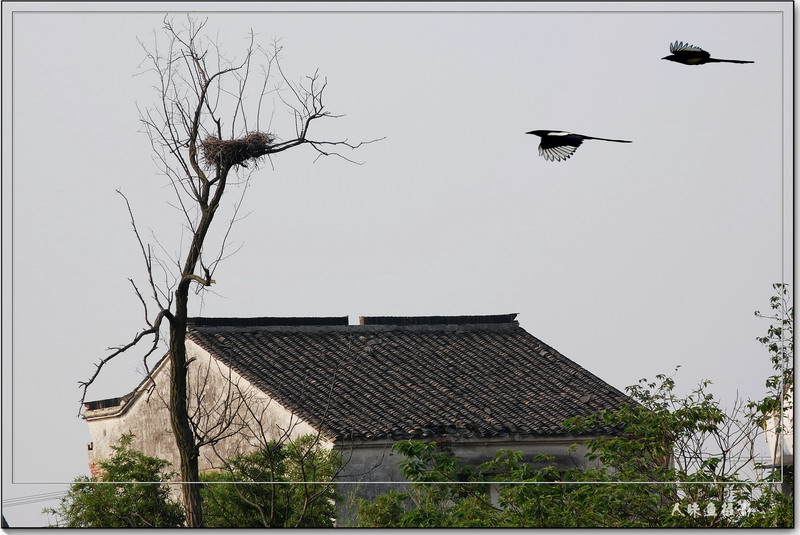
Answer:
[167,158,231,525]
[168,316,201,525]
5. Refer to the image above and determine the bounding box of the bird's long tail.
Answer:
[584,136,632,143]
[708,58,754,64]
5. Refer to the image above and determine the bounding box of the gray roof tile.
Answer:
[185,315,630,441]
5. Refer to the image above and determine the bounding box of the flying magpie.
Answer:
[662,41,754,65]
[526,130,632,162]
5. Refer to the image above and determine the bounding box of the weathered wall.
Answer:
[84,340,325,478]
[333,436,601,525]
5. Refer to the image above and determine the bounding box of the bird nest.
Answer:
[201,132,275,169]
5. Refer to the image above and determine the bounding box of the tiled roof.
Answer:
[185,315,631,442]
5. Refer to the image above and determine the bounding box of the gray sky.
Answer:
[2,2,793,527]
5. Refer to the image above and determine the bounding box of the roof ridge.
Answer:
[359,313,518,326]
[188,316,348,327]
[187,323,521,335]
[187,313,520,328]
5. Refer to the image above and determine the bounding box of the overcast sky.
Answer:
[2,1,793,527]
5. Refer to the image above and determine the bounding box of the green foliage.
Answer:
[355,441,498,528]
[201,435,341,527]
[44,433,184,527]
[354,490,407,527]
[564,371,725,478]
[360,407,792,527]
[358,302,795,530]
[750,283,793,426]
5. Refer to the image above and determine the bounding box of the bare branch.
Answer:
[78,308,171,411]
[117,190,168,310]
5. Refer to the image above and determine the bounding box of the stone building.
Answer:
[83,313,631,521]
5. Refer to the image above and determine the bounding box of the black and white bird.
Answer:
[526,130,632,162]
[662,41,754,65]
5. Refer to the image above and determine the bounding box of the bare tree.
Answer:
[79,16,379,527]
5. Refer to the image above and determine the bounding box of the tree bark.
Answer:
[168,156,228,525]
[168,314,203,527]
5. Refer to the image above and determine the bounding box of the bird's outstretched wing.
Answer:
[539,143,580,162]
[669,41,707,54]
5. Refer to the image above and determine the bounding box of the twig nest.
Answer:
[201,131,274,168]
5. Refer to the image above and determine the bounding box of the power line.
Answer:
[3,491,68,508]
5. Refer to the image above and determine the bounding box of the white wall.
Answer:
[764,388,794,467]
[84,340,325,478]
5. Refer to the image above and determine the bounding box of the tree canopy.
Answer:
[357,372,793,528]
[44,434,184,528]
[201,435,341,528]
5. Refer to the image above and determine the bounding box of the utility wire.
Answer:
[3,491,68,508]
